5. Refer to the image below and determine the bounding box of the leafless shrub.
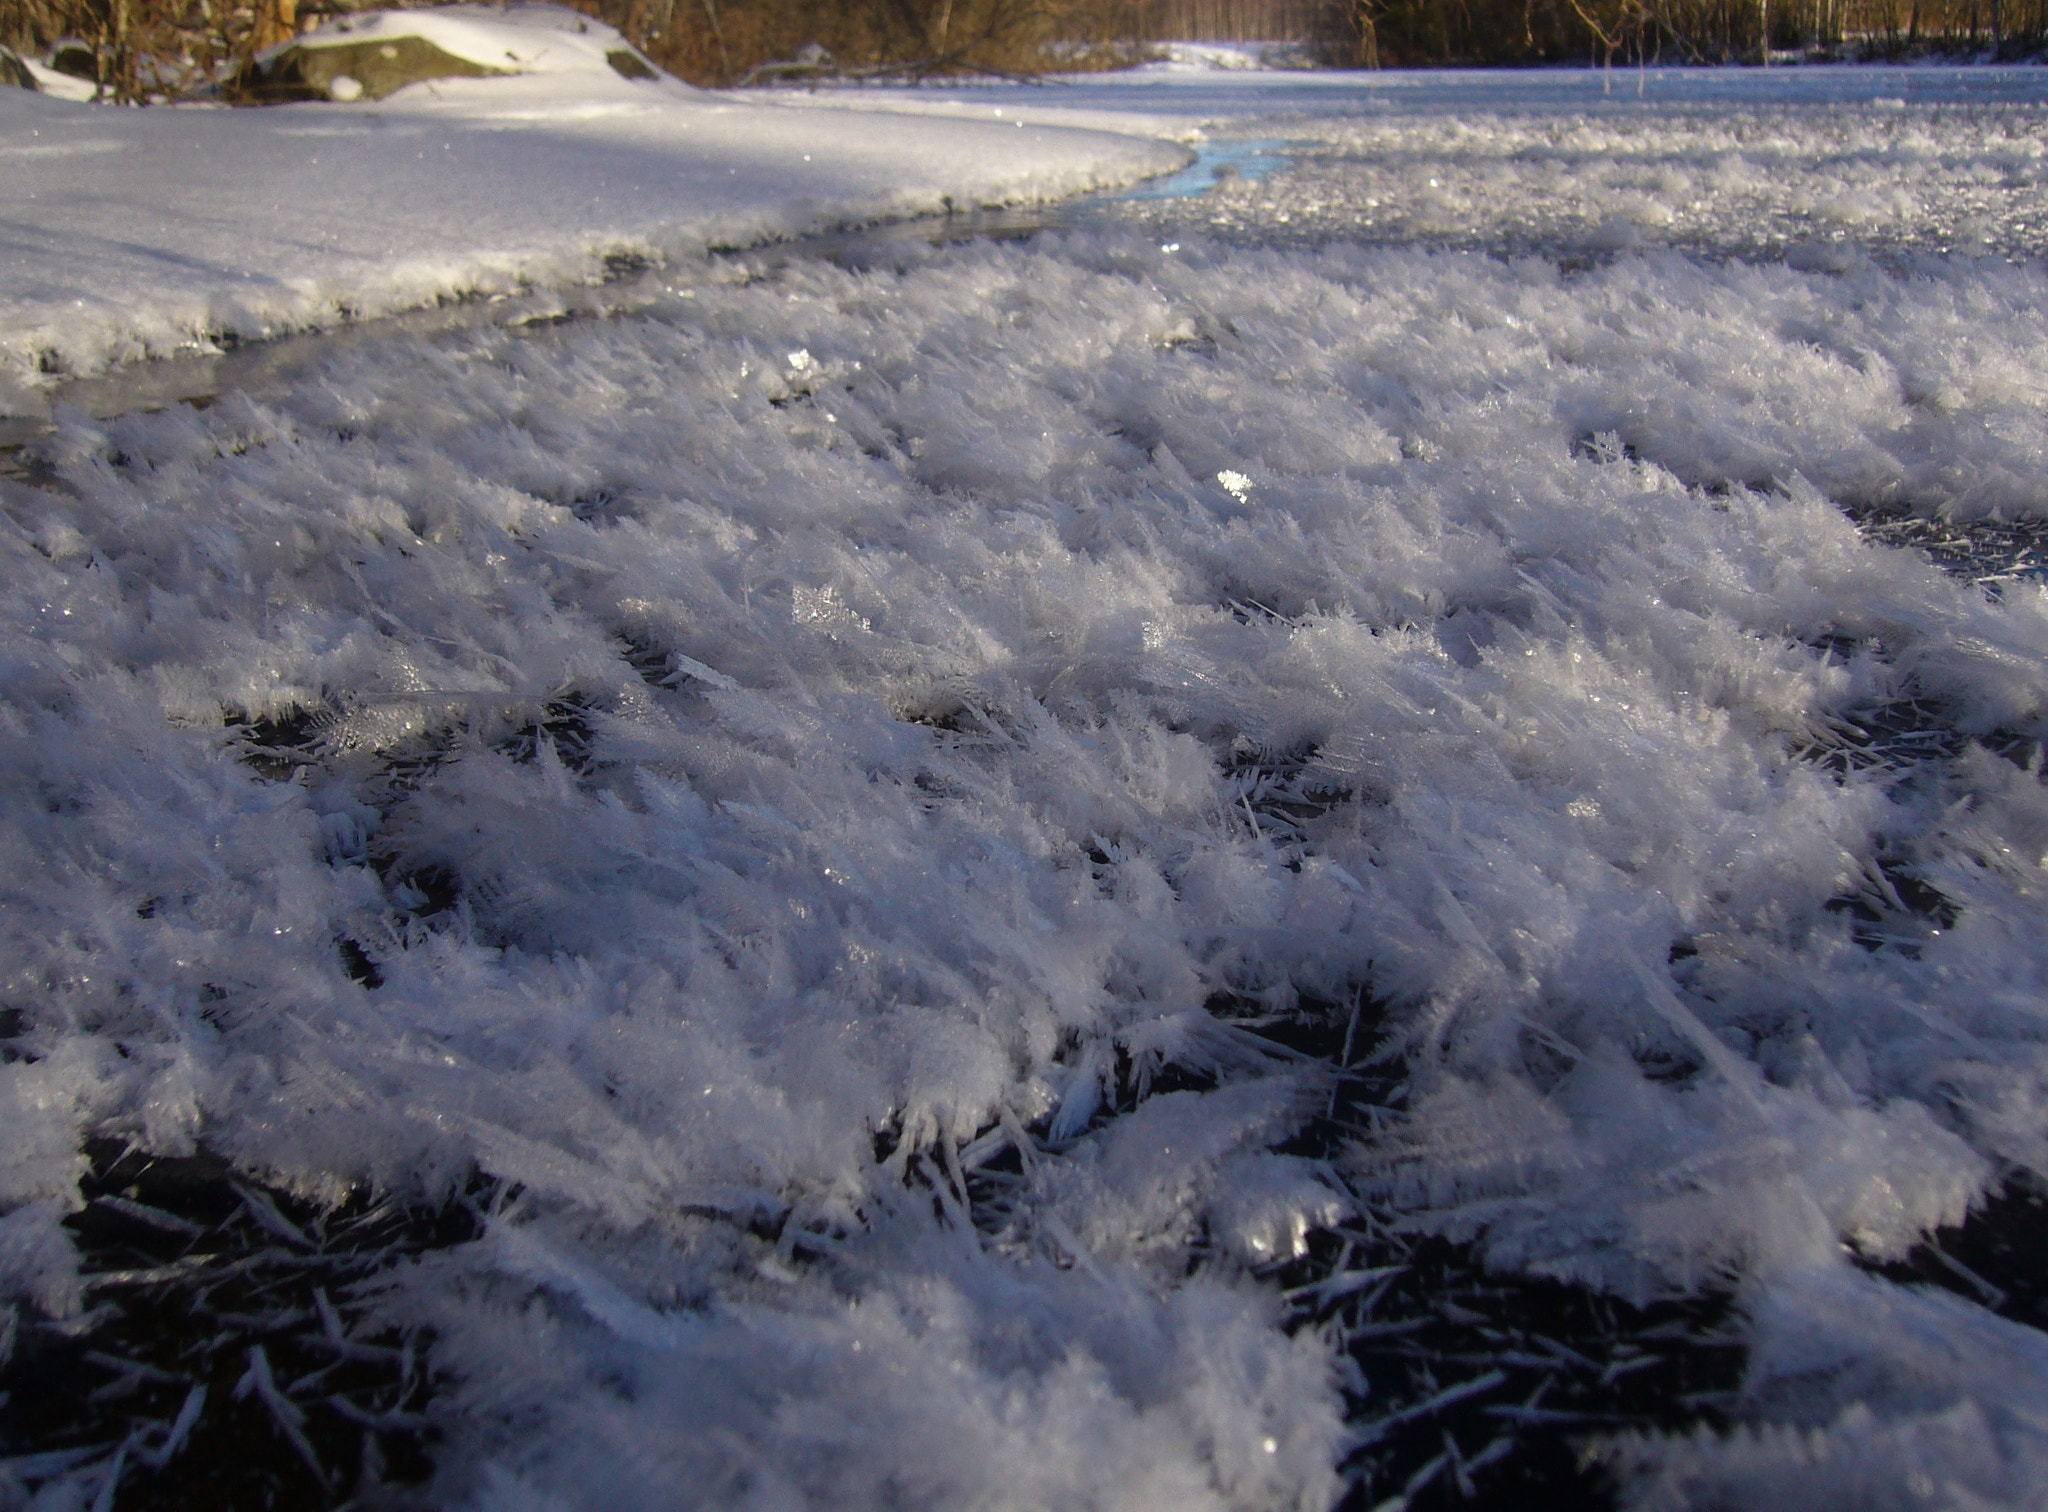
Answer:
[588,0,1095,85]
[2,0,2040,101]
[0,0,314,101]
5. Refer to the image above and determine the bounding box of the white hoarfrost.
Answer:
[5,45,2048,1512]
[8,228,2048,1509]
[1157,98,2048,263]
[1613,1268,2048,1510]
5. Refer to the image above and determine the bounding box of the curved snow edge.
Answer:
[0,79,1187,402]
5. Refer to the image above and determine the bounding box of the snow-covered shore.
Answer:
[0,6,1183,398]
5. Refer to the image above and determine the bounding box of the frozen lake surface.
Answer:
[6,52,2048,1512]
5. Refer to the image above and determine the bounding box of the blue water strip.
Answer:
[1109,138,1296,203]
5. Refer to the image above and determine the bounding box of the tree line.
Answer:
[3,0,2041,100]
[1347,0,2048,65]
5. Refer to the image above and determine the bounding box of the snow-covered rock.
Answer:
[237,4,665,103]
[0,45,37,92]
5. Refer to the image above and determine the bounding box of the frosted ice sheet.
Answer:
[1107,100,2048,262]
[753,59,2048,139]
[761,59,2048,262]
[8,72,2048,1512]
[783,62,2048,266]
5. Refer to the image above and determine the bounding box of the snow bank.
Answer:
[1139,42,1314,72]
[0,5,1182,394]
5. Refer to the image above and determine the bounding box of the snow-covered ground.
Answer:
[6,18,2048,1512]
[0,5,1181,399]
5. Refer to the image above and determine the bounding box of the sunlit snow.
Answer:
[0,5,1181,395]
